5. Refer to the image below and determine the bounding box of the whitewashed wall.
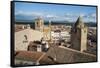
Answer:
[15,29,43,51]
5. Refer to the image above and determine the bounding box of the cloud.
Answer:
[90,13,96,18]
[82,13,96,22]
[64,12,96,22]
[15,10,96,22]
[15,10,62,21]
[46,14,59,19]
[15,10,44,17]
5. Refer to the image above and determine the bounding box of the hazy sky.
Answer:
[15,2,97,22]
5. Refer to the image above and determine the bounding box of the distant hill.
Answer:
[15,21,97,27]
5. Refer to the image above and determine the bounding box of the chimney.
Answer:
[37,44,42,52]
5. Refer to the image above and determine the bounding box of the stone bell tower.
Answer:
[71,16,87,52]
[35,18,44,32]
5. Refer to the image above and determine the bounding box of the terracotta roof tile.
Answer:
[15,51,45,62]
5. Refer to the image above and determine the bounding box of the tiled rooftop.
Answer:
[15,51,45,62]
[46,46,96,64]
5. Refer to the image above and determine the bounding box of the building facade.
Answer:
[15,25,43,51]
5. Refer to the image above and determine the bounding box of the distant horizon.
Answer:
[15,19,96,23]
[15,2,97,23]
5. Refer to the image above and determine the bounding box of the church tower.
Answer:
[35,18,44,32]
[71,16,87,52]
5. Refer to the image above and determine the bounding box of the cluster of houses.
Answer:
[14,17,97,66]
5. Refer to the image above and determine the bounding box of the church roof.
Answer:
[15,51,55,65]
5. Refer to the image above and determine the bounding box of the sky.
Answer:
[15,2,97,23]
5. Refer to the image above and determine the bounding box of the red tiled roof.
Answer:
[39,54,55,64]
[15,51,45,62]
[15,51,56,64]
